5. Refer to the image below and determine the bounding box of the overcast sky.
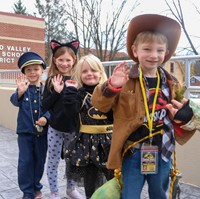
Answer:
[1,0,200,54]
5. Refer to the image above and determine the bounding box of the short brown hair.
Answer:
[133,31,168,49]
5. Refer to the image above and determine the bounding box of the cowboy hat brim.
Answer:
[126,14,181,63]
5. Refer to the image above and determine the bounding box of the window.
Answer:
[191,78,195,84]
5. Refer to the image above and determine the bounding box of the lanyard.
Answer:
[139,66,160,141]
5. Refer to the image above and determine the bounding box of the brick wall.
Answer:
[0,11,45,70]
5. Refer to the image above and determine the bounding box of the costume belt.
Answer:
[124,130,163,149]
[80,124,113,134]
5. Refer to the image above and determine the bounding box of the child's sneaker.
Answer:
[50,192,60,199]
[67,187,84,199]
[35,190,43,199]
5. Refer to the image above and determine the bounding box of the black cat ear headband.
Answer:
[50,39,79,55]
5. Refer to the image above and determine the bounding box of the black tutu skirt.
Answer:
[65,132,114,185]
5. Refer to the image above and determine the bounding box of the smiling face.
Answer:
[81,60,102,86]
[23,64,43,85]
[131,31,169,76]
[132,42,167,68]
[53,50,75,76]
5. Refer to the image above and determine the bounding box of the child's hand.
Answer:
[52,74,64,93]
[65,79,78,88]
[16,75,30,98]
[110,61,129,88]
[36,116,47,127]
[166,99,188,117]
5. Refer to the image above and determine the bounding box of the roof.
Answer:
[191,76,200,81]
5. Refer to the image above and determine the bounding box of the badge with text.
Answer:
[141,144,158,174]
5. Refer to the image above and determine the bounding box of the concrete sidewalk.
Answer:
[0,125,200,199]
[0,126,85,199]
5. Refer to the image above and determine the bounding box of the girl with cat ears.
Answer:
[43,39,84,199]
[47,39,80,79]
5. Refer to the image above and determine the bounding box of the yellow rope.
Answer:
[122,130,162,158]
[169,151,181,199]
[114,168,122,190]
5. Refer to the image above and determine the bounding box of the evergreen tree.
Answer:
[13,0,28,15]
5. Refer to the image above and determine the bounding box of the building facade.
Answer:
[0,11,45,70]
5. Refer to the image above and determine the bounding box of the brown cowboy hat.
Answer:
[126,14,181,63]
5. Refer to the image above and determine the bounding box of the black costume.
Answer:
[42,76,79,132]
[63,84,114,198]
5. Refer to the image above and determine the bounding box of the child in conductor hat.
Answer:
[91,14,195,199]
[10,51,50,199]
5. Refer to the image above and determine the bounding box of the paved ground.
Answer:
[0,125,200,199]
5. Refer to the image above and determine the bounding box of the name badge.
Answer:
[141,143,158,174]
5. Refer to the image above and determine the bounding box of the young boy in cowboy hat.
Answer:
[10,52,50,199]
[91,14,196,198]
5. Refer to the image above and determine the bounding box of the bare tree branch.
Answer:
[63,0,139,61]
[165,0,199,55]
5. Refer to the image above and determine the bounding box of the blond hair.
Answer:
[73,54,107,88]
